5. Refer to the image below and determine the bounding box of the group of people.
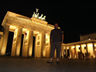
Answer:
[47,22,64,63]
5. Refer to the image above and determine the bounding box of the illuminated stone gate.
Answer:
[1,10,96,59]
[0,11,54,57]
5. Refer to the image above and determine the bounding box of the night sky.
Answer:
[0,3,96,43]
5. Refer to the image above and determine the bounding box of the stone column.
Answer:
[71,46,75,59]
[0,33,4,54]
[11,28,22,56]
[41,33,45,57]
[69,46,71,59]
[65,47,68,57]
[94,43,96,58]
[79,44,82,53]
[86,44,88,53]
[74,46,77,58]
[61,44,65,58]
[22,30,30,57]
[45,33,50,57]
[28,31,33,56]
[76,45,80,59]
[35,33,42,57]
[15,28,22,56]
[85,43,90,59]
[1,26,9,55]
[92,43,95,58]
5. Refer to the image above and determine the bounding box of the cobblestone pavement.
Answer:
[0,56,96,72]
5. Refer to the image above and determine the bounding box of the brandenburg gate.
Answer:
[0,10,54,57]
[1,9,96,59]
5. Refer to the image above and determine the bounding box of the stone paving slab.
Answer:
[0,57,96,72]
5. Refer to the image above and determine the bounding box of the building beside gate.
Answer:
[0,10,96,59]
[61,34,96,59]
[80,33,96,41]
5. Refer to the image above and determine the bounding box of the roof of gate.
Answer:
[1,11,54,33]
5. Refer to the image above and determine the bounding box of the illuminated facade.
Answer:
[61,33,96,59]
[0,11,54,57]
[0,11,96,59]
[61,40,96,59]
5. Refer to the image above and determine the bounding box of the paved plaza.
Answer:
[0,57,96,72]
